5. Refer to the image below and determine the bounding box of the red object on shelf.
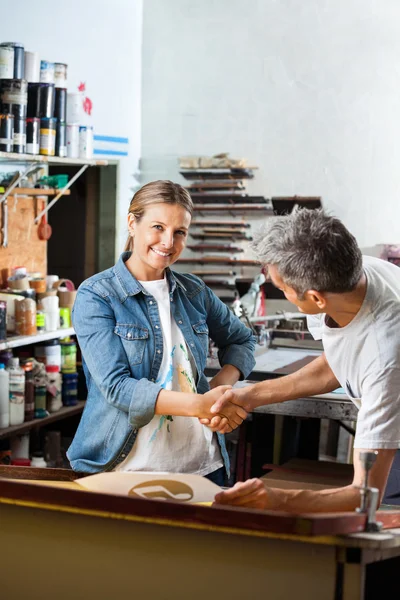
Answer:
[11,458,31,466]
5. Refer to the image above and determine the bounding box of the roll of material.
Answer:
[0,46,14,79]
[40,60,55,83]
[54,63,67,87]
[54,87,66,121]
[55,120,66,157]
[0,114,14,152]
[26,117,40,155]
[1,79,28,120]
[67,92,82,124]
[27,83,55,119]
[24,51,40,83]
[39,117,56,156]
[13,116,26,153]
[0,42,24,78]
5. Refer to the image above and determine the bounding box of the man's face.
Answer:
[267,264,324,314]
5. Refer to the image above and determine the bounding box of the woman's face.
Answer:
[126,203,191,281]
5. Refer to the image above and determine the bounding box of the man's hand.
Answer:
[214,479,269,509]
[200,386,252,433]
[197,386,248,433]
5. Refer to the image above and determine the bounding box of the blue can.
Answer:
[62,372,78,406]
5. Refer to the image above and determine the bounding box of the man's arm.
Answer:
[214,448,397,513]
[204,353,340,433]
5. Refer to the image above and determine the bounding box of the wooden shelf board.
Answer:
[0,401,85,440]
[2,188,71,197]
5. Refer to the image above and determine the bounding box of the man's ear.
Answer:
[305,289,327,310]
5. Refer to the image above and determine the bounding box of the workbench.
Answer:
[0,465,399,600]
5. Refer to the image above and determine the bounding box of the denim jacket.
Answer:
[67,252,256,474]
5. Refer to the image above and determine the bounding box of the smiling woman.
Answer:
[67,180,256,485]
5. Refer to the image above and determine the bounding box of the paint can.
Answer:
[24,51,40,82]
[0,114,14,152]
[0,43,24,78]
[54,63,67,87]
[1,79,28,119]
[40,60,55,84]
[13,117,26,153]
[0,301,6,342]
[27,82,40,118]
[0,46,14,79]
[39,117,56,156]
[67,92,82,124]
[55,121,66,157]
[39,83,55,119]
[66,123,79,158]
[26,117,40,155]
[79,125,94,159]
[54,87,67,122]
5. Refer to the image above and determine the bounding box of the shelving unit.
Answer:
[0,327,75,351]
[0,151,108,167]
[0,401,85,440]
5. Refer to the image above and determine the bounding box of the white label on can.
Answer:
[40,61,55,83]
[2,91,28,104]
[79,126,94,159]
[0,138,12,144]
[0,47,14,79]
[58,145,67,157]
[40,130,56,155]
[10,373,25,403]
[66,124,79,158]
[27,142,40,154]
[13,132,26,145]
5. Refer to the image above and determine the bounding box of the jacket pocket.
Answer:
[192,320,209,355]
[114,323,149,366]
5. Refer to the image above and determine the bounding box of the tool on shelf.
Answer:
[37,197,52,241]
[355,451,382,532]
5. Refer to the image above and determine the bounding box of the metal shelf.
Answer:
[0,327,75,351]
[0,401,85,440]
[0,151,108,167]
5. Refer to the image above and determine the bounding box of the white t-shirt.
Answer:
[117,277,223,474]
[307,256,400,449]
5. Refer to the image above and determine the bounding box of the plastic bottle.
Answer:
[30,451,47,468]
[0,363,10,428]
[46,364,62,412]
[7,357,25,426]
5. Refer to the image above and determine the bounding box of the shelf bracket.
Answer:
[0,163,40,205]
[34,164,89,223]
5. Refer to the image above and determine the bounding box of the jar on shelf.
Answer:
[62,372,78,406]
[7,357,25,426]
[15,298,37,336]
[46,364,62,413]
[22,359,34,422]
[61,340,77,373]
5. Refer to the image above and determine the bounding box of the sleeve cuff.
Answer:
[128,378,162,429]
[217,346,256,380]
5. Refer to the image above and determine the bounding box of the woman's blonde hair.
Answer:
[124,180,194,252]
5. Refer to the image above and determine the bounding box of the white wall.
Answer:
[141,0,400,248]
[1,0,142,256]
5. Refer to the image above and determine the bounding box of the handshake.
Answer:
[197,385,250,434]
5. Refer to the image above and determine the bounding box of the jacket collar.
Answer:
[114,252,186,301]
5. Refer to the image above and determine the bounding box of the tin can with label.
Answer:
[0,114,14,152]
[0,45,14,79]
[54,63,68,87]
[40,60,55,84]
[26,117,40,154]
[36,310,45,332]
[79,125,93,159]
[13,117,26,153]
[39,117,56,156]
[56,121,67,157]
[66,123,79,158]
[59,307,70,328]
[0,42,24,78]
[61,341,77,374]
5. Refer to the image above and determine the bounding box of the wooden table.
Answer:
[0,466,399,600]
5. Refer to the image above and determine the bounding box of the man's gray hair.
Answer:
[251,208,363,297]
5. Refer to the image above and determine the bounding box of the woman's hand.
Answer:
[196,385,248,433]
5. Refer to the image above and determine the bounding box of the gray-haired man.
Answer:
[209,208,400,513]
